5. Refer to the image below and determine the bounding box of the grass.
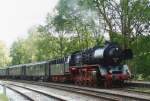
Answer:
[0,93,8,101]
[128,87,150,94]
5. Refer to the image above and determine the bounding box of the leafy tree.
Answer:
[130,35,150,78]
[56,0,149,43]
[10,39,28,65]
[0,41,10,67]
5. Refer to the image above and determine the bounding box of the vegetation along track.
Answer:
[126,81,150,88]
[3,80,150,101]
[123,81,150,95]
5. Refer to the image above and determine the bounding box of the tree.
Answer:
[0,41,10,67]
[10,27,38,65]
[130,35,150,78]
[47,0,105,51]
[55,0,149,43]
[10,39,28,65]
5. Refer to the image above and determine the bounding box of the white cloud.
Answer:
[0,0,59,48]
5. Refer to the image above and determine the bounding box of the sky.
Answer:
[0,0,59,48]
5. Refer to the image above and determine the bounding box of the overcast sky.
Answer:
[0,0,59,48]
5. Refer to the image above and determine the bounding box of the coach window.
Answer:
[54,60,56,64]
[31,65,34,76]
[36,64,38,76]
[35,65,37,76]
[57,59,59,66]
[59,59,60,63]
[39,64,41,75]
[37,65,39,76]
[41,64,44,75]
[56,59,58,64]
[31,65,33,76]
[57,59,59,64]
[37,64,38,75]
[29,65,30,75]
[58,59,60,64]
[30,65,32,76]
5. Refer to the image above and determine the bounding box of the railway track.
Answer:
[4,85,37,101]
[2,83,65,101]
[2,80,150,101]
[2,80,116,101]
[0,84,32,101]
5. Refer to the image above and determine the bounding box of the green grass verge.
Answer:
[128,87,150,94]
[0,93,8,101]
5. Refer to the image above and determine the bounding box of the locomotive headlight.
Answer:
[108,69,112,74]
[123,70,127,74]
[100,67,107,75]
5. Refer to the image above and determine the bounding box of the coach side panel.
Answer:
[0,69,6,78]
[9,67,22,76]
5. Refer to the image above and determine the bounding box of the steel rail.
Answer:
[5,83,66,101]
[4,80,150,101]
[0,84,34,101]
[4,81,119,101]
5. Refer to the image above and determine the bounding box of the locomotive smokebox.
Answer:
[92,42,123,65]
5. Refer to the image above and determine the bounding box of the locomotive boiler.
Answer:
[69,41,133,66]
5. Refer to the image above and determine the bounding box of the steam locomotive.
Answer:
[0,42,133,88]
